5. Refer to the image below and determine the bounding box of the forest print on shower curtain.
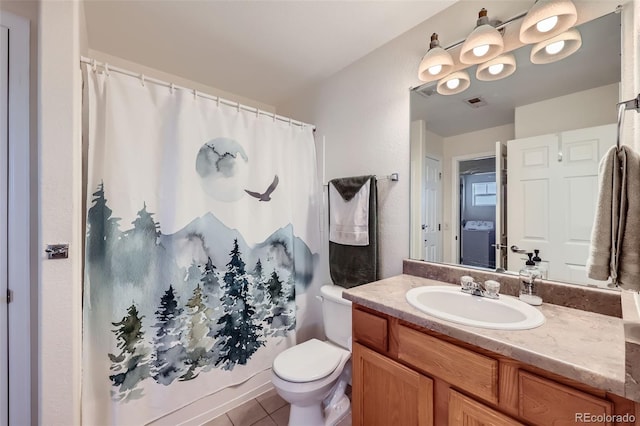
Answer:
[82,66,321,425]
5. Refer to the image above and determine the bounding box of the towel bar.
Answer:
[322,173,399,187]
[616,94,640,149]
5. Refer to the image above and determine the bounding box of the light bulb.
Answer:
[536,15,558,33]
[488,63,504,75]
[428,64,442,76]
[545,40,565,55]
[446,78,460,90]
[473,44,490,57]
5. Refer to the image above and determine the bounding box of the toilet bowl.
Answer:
[271,285,352,426]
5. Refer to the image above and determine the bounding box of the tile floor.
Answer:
[203,388,352,426]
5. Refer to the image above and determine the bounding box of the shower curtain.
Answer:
[82,65,320,424]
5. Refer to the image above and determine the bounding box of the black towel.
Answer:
[328,175,378,288]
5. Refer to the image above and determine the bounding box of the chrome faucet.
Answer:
[460,276,500,299]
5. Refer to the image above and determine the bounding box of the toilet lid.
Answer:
[273,339,346,383]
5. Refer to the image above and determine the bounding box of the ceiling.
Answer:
[410,12,621,137]
[83,0,456,107]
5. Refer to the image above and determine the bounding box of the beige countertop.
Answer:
[343,274,628,398]
[622,290,640,401]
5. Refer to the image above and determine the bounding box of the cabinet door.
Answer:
[352,342,433,426]
[449,389,523,426]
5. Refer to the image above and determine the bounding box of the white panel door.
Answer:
[424,156,442,262]
[555,124,615,286]
[508,124,616,285]
[507,133,555,274]
[0,24,9,426]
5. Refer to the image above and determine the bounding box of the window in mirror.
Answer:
[472,182,496,207]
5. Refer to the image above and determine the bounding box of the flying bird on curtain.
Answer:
[245,175,279,201]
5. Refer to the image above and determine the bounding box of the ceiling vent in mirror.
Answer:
[464,96,488,108]
[416,85,436,99]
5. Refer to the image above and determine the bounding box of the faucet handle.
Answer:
[460,276,475,291]
[484,280,500,298]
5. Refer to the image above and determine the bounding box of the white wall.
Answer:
[87,50,276,113]
[515,83,619,139]
[441,124,514,263]
[621,0,640,151]
[39,1,83,424]
[425,128,444,160]
[278,1,527,280]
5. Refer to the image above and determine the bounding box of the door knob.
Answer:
[510,245,526,253]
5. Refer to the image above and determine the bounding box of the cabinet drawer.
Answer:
[449,389,523,426]
[353,308,388,352]
[519,371,613,425]
[397,325,498,404]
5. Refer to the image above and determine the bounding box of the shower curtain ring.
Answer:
[104,63,110,76]
[216,97,220,107]
[91,59,97,73]
[193,89,198,100]
[236,102,241,113]
[169,83,175,94]
[140,74,145,87]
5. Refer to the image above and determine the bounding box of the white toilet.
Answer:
[271,284,352,426]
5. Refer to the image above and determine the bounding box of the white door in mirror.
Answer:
[507,123,615,287]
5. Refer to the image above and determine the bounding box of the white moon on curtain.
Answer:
[196,138,249,201]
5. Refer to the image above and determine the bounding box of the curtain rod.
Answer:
[80,56,316,132]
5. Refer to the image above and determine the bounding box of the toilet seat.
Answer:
[273,339,348,383]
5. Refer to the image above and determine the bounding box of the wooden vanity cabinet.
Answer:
[353,343,433,426]
[351,304,637,426]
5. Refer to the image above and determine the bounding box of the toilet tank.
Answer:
[320,285,352,350]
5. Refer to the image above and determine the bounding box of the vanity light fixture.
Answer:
[519,0,578,44]
[530,27,582,64]
[476,53,516,81]
[436,71,471,96]
[418,33,455,82]
[460,8,504,65]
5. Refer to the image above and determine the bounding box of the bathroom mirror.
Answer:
[409,11,621,288]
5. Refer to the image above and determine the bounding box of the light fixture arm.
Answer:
[429,33,441,50]
[439,10,528,52]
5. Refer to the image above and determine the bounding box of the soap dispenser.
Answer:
[532,249,548,279]
[519,253,542,306]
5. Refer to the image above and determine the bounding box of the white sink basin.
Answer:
[405,286,545,330]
